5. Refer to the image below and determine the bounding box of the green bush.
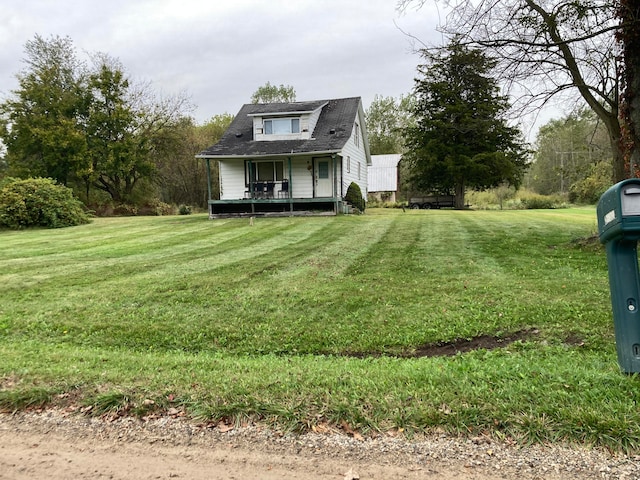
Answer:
[112,204,138,216]
[569,161,612,204]
[178,204,192,215]
[138,199,176,216]
[0,178,90,229]
[519,192,567,209]
[345,182,365,212]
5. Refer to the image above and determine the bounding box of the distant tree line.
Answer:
[527,109,612,203]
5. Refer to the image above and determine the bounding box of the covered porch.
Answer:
[205,154,344,218]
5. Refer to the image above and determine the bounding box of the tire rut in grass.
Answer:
[409,329,537,357]
[342,329,539,358]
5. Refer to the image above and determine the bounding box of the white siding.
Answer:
[307,107,323,136]
[339,120,368,200]
[290,158,314,198]
[368,154,401,192]
[219,160,247,200]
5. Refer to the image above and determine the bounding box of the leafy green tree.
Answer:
[365,94,414,155]
[251,82,296,103]
[84,60,146,203]
[569,160,612,204]
[1,36,191,208]
[404,40,528,209]
[84,55,191,206]
[0,35,88,185]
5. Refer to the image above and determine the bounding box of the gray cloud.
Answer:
[0,0,441,121]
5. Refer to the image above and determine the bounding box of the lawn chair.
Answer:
[278,179,289,198]
[265,181,275,198]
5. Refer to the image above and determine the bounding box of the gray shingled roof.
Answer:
[197,97,361,158]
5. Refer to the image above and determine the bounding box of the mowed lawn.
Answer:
[1,208,639,450]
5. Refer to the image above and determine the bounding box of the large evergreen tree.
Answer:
[400,0,620,183]
[404,40,527,209]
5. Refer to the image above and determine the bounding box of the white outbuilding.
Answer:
[368,154,401,203]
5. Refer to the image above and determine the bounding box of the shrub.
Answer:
[178,204,192,215]
[0,178,90,229]
[138,199,176,216]
[519,192,567,209]
[345,182,366,212]
[569,161,612,204]
[521,195,555,209]
[112,204,138,216]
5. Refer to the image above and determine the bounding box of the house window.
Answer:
[246,160,285,184]
[264,118,300,135]
[346,156,351,173]
[354,122,360,147]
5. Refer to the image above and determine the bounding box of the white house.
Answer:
[196,97,371,218]
[368,154,401,202]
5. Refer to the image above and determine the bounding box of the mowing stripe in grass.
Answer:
[2,208,636,451]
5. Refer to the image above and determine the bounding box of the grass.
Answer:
[1,207,639,451]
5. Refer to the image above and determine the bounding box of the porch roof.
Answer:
[196,97,361,159]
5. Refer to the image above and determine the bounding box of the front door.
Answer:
[315,158,333,197]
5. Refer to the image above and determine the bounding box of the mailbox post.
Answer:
[597,179,640,373]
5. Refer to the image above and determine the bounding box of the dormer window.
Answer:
[264,118,300,135]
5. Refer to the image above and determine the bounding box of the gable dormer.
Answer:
[248,101,328,141]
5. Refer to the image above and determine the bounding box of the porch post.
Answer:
[288,156,293,213]
[332,154,338,214]
[248,160,255,214]
[205,158,212,216]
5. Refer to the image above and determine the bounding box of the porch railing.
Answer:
[245,180,289,199]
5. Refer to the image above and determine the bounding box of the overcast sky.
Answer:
[1,0,447,123]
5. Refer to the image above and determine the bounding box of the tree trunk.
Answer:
[611,131,627,183]
[619,0,640,181]
[454,181,466,209]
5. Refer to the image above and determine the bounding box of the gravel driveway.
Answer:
[1,409,639,479]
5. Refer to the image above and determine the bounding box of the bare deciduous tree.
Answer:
[399,0,625,181]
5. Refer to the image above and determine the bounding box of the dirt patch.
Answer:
[563,333,586,347]
[410,329,536,358]
[571,234,603,252]
[344,329,538,359]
